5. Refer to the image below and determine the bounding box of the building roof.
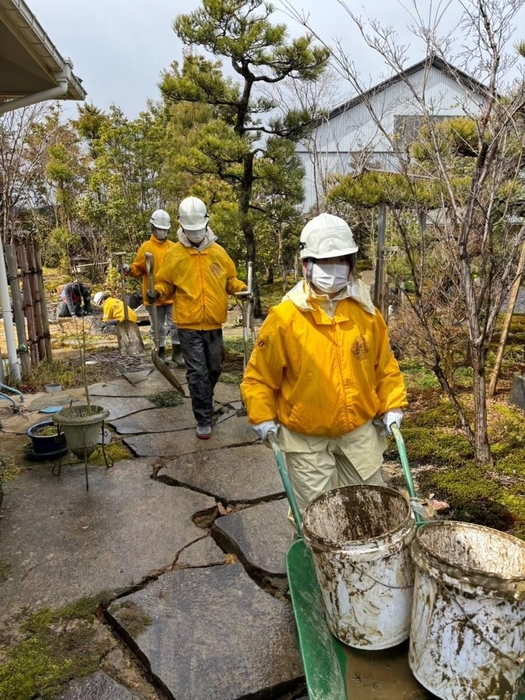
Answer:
[0,0,85,103]
[325,55,486,122]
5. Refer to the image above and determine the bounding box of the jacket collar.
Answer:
[283,279,376,323]
[177,226,217,251]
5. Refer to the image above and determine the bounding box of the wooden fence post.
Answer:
[34,244,52,362]
[16,243,38,364]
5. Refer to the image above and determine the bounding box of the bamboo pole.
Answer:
[5,244,30,379]
[16,243,38,364]
[34,244,52,362]
[488,239,525,398]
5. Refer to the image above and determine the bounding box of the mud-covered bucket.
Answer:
[302,485,416,649]
[410,521,525,700]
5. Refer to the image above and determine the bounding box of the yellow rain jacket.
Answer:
[128,236,176,306]
[155,242,246,330]
[241,281,407,438]
[102,297,137,323]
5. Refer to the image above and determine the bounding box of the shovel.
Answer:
[113,252,145,357]
[144,252,185,396]
[235,261,256,372]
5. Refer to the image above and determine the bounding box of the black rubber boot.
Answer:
[172,345,185,367]
[158,346,168,365]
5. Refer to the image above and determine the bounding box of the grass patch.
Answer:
[110,601,152,638]
[147,390,184,408]
[223,336,245,357]
[0,593,114,700]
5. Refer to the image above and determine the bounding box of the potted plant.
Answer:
[53,308,109,464]
[26,420,68,459]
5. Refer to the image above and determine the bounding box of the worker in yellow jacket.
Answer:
[122,209,183,366]
[241,213,407,518]
[148,197,247,440]
[94,291,137,330]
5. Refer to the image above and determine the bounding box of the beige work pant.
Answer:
[277,420,387,527]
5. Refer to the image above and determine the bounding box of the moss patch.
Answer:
[89,440,132,466]
[110,600,152,638]
[0,593,114,700]
[147,390,184,408]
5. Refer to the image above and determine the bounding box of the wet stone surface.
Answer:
[110,403,195,434]
[175,535,226,569]
[84,396,156,421]
[0,458,216,622]
[62,670,144,699]
[212,499,290,576]
[213,382,242,405]
[26,389,85,412]
[162,444,284,503]
[122,367,186,387]
[109,563,303,700]
[124,417,257,458]
[89,376,175,398]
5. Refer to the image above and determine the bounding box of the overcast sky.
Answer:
[29,0,524,119]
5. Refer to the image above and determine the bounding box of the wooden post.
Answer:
[5,245,30,379]
[374,205,387,317]
[34,244,52,362]
[16,244,38,364]
[27,244,46,361]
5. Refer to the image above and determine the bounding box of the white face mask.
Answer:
[185,227,207,245]
[311,262,349,294]
[153,228,168,241]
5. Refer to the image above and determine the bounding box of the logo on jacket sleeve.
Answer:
[352,335,369,360]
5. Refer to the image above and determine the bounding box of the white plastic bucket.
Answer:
[302,485,416,649]
[410,521,525,700]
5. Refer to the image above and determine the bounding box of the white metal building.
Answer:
[297,56,487,212]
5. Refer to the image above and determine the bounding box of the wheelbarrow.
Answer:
[269,428,525,699]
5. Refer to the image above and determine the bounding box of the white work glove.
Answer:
[381,408,404,436]
[121,263,130,273]
[252,420,279,442]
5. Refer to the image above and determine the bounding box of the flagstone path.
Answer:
[0,366,305,699]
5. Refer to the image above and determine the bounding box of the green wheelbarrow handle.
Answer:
[391,423,425,527]
[268,431,303,533]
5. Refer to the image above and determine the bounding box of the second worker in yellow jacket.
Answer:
[149,197,247,440]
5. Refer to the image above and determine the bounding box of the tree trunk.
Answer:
[488,238,525,397]
[266,264,274,284]
[471,349,492,464]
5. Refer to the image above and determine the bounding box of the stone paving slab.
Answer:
[87,396,157,421]
[176,535,226,569]
[0,409,47,435]
[26,389,86,412]
[110,403,195,434]
[163,444,284,503]
[124,417,256,458]
[109,564,302,700]
[122,368,186,387]
[89,377,176,399]
[213,382,242,405]
[0,458,216,623]
[212,499,290,576]
[62,671,144,699]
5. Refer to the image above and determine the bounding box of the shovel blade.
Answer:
[117,321,145,357]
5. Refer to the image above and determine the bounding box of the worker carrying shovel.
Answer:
[241,213,408,519]
[147,197,248,440]
[121,209,184,367]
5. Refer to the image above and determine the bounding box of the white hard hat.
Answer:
[149,209,171,230]
[94,291,106,306]
[299,213,358,260]
[178,197,209,231]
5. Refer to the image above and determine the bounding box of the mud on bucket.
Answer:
[302,485,416,650]
[409,521,525,700]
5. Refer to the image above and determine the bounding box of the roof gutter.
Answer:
[0,78,68,115]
